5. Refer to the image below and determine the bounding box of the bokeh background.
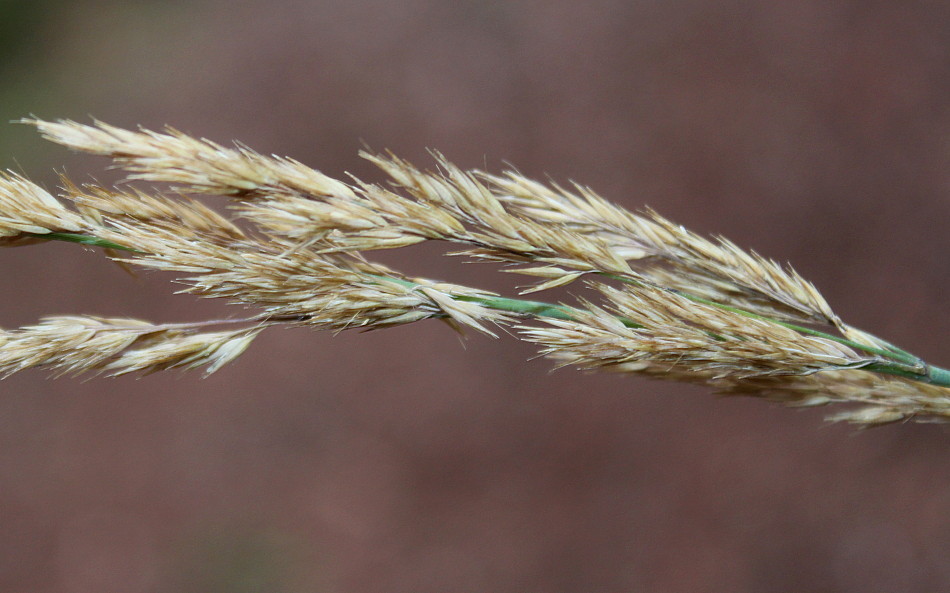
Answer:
[1,1,948,591]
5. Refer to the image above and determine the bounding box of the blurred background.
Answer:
[0,1,948,591]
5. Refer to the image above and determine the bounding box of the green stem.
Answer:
[864,361,950,386]
[32,232,139,252]
[455,293,584,322]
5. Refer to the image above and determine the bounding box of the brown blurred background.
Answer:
[0,1,948,591]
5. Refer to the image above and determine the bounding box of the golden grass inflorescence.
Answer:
[0,118,947,425]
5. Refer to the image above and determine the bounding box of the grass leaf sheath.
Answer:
[0,118,946,425]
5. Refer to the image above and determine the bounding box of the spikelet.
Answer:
[485,171,839,326]
[0,317,259,378]
[28,118,354,199]
[0,172,88,240]
[519,282,868,382]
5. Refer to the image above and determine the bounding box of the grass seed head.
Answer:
[1,118,946,425]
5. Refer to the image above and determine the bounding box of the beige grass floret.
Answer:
[0,172,86,239]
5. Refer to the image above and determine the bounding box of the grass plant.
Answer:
[0,118,947,425]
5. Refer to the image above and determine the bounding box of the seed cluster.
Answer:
[0,118,944,425]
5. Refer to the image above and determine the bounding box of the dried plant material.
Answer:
[0,117,946,426]
[730,370,950,425]
[65,181,245,242]
[365,151,634,277]
[28,118,357,200]
[520,282,870,382]
[0,316,260,378]
[105,326,260,376]
[0,172,87,240]
[485,173,840,326]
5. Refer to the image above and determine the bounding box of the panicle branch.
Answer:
[1,117,946,426]
[0,316,260,378]
[519,281,870,381]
